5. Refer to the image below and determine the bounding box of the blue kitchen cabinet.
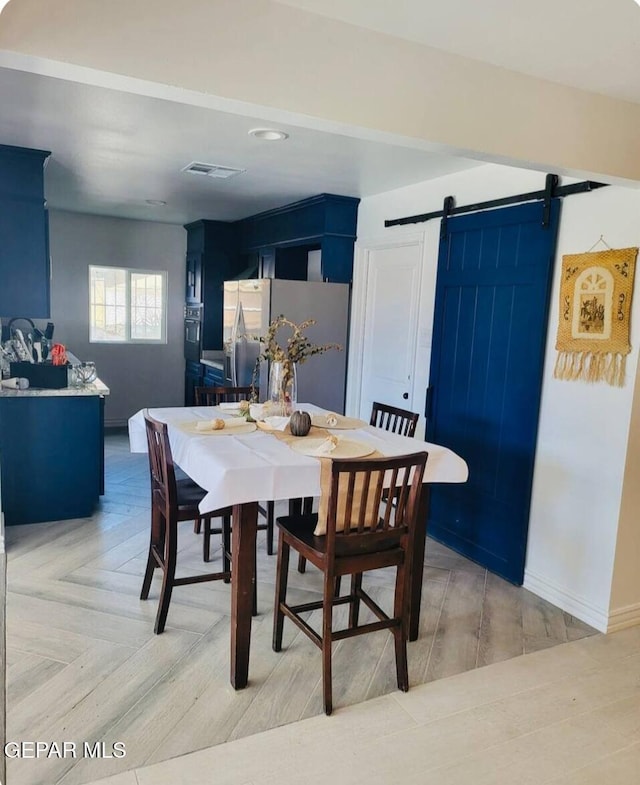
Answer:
[184,220,243,350]
[185,360,203,406]
[236,194,359,283]
[0,394,105,524]
[203,364,224,387]
[0,144,51,318]
[185,252,202,304]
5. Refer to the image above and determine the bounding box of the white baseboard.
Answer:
[105,419,128,429]
[523,568,609,633]
[606,602,640,633]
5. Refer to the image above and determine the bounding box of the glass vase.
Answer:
[268,360,297,416]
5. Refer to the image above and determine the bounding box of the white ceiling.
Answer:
[2,0,638,224]
[0,65,482,225]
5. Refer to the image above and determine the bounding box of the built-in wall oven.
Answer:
[184,304,203,362]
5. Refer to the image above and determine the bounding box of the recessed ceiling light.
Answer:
[145,199,167,207]
[248,128,289,141]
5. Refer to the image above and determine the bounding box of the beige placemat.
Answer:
[310,414,368,430]
[179,421,257,436]
[290,438,375,459]
[268,427,383,534]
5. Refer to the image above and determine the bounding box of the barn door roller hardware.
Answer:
[385,175,608,232]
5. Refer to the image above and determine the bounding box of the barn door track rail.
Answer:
[385,174,608,233]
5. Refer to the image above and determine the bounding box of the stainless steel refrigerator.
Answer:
[223,279,350,413]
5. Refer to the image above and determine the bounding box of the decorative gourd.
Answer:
[289,410,312,437]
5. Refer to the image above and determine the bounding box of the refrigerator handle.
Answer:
[230,340,238,386]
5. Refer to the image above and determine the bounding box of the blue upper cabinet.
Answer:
[236,194,359,283]
[0,144,51,318]
[184,220,242,349]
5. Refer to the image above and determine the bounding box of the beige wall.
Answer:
[1,0,640,183]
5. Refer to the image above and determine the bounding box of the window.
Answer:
[89,266,167,343]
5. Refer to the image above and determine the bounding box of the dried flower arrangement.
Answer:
[251,315,341,411]
[258,315,341,365]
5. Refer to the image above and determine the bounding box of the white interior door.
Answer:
[358,242,422,420]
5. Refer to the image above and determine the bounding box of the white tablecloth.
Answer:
[129,404,468,515]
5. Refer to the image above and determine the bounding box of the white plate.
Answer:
[289,437,375,459]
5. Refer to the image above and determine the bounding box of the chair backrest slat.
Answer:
[382,467,400,530]
[372,470,386,529]
[324,452,428,562]
[195,386,255,406]
[370,401,419,438]
[357,471,372,533]
[344,472,356,532]
[144,410,178,516]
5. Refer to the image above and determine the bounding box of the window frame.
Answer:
[89,265,168,345]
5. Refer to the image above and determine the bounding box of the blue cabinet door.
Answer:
[0,395,103,524]
[185,253,202,303]
[185,360,203,406]
[427,200,560,584]
[0,145,51,318]
[203,365,224,386]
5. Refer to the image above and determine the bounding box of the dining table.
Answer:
[128,403,468,689]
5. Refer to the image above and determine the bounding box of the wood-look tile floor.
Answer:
[4,432,597,785]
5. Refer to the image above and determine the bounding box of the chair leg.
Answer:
[272,532,290,652]
[295,498,314,573]
[194,518,201,534]
[322,572,335,715]
[348,572,363,628]
[154,511,177,635]
[393,564,409,692]
[141,503,163,600]
[252,549,258,617]
[266,500,275,556]
[222,515,231,583]
[203,516,211,563]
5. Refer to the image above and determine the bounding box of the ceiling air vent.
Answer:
[181,162,246,179]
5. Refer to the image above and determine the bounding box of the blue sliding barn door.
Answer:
[427,200,560,584]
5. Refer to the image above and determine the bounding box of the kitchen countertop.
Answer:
[0,377,110,398]
[200,358,224,370]
[200,350,225,371]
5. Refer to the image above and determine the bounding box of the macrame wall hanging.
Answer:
[554,244,638,387]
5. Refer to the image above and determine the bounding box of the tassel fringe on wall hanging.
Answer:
[554,246,638,387]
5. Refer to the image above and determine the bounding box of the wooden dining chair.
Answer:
[194,385,275,557]
[140,411,234,634]
[194,385,254,406]
[273,450,429,715]
[296,401,420,578]
[370,401,419,437]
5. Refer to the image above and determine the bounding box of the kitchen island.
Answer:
[0,379,109,525]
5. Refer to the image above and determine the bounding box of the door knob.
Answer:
[402,392,408,400]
